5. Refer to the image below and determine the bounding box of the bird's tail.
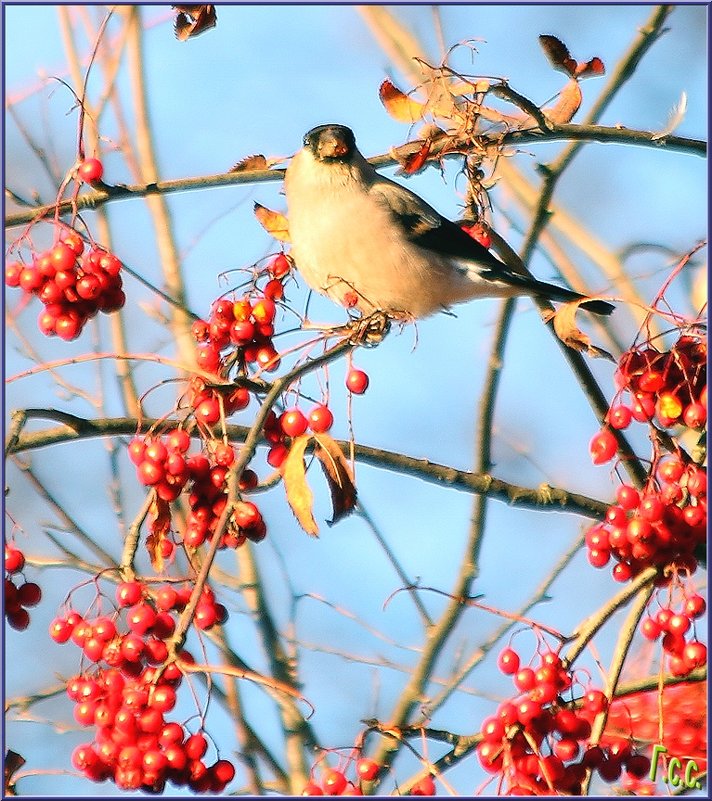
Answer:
[496,270,615,316]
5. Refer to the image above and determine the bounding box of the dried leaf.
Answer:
[146,496,172,571]
[283,435,319,537]
[230,154,268,173]
[539,34,577,76]
[254,202,290,243]
[313,433,357,524]
[174,5,217,40]
[379,78,426,123]
[553,302,614,360]
[575,56,605,79]
[4,750,25,797]
[543,78,582,125]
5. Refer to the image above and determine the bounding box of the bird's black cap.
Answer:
[303,124,356,161]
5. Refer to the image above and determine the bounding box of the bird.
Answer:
[284,124,614,321]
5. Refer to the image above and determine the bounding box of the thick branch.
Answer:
[4,123,704,229]
[5,410,610,520]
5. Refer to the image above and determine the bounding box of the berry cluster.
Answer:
[5,543,41,631]
[612,334,706,430]
[589,333,706,465]
[586,329,707,605]
[639,589,706,677]
[261,402,335,469]
[477,646,650,794]
[584,456,706,583]
[602,679,707,794]
[50,579,234,792]
[128,431,266,552]
[5,230,125,341]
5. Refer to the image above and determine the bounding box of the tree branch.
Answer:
[4,123,704,229]
[5,410,610,520]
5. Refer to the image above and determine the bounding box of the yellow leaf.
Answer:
[282,435,319,537]
[254,202,290,243]
[379,79,426,123]
[313,433,357,524]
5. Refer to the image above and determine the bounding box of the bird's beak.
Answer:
[316,135,349,159]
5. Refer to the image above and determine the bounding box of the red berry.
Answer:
[195,397,221,425]
[410,775,436,796]
[212,759,235,785]
[263,278,284,300]
[682,641,707,670]
[683,402,707,428]
[185,733,208,760]
[50,242,78,271]
[607,404,632,430]
[270,253,292,278]
[513,667,536,692]
[5,262,23,287]
[78,158,104,183]
[280,408,309,438]
[267,443,289,468]
[346,369,369,395]
[308,405,334,433]
[684,594,706,618]
[322,768,348,795]
[640,616,661,640]
[497,647,520,675]
[116,580,143,607]
[5,545,25,573]
[17,581,41,607]
[49,617,73,643]
[252,298,276,325]
[589,429,617,465]
[356,758,379,782]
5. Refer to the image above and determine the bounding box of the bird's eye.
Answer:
[303,134,311,147]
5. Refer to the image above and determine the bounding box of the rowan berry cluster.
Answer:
[128,430,266,554]
[639,585,707,677]
[49,579,234,792]
[5,543,42,631]
[602,679,707,794]
[477,645,650,795]
[187,255,289,426]
[586,331,707,579]
[5,228,125,340]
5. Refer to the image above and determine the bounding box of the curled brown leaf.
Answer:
[553,301,614,360]
[313,433,357,524]
[230,154,268,173]
[173,5,217,41]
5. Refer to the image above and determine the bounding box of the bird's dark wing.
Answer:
[368,179,506,270]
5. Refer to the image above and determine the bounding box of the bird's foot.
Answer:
[346,311,391,346]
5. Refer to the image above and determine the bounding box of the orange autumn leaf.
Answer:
[379,79,426,123]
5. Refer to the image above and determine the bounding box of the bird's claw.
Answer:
[347,311,391,346]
